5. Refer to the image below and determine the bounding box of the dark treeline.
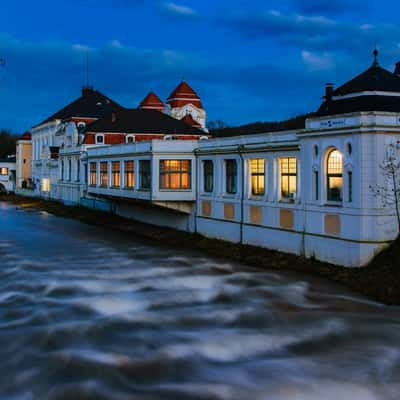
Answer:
[208,114,314,138]
[0,130,18,159]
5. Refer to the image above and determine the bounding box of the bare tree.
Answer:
[370,142,400,234]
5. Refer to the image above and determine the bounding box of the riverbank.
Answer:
[1,194,399,305]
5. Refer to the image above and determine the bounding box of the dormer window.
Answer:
[126,135,135,144]
[96,134,104,144]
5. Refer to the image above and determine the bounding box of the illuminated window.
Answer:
[111,161,121,187]
[327,149,343,202]
[41,178,50,193]
[280,157,297,200]
[250,159,265,196]
[124,161,134,189]
[225,159,237,194]
[100,162,108,187]
[139,160,151,190]
[90,162,97,186]
[203,160,213,193]
[160,160,191,190]
[0,168,8,176]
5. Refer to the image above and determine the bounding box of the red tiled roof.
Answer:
[20,131,31,140]
[181,114,201,128]
[139,92,165,112]
[167,81,203,109]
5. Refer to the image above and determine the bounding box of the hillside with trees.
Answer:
[0,130,17,159]
[208,114,314,138]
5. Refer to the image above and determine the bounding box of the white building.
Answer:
[31,87,122,199]
[71,51,400,267]
[0,156,16,193]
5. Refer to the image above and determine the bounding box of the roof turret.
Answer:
[166,81,203,109]
[138,91,165,112]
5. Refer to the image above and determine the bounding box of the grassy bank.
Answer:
[2,194,399,305]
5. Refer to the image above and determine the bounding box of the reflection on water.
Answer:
[0,201,399,399]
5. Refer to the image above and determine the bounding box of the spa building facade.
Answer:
[26,52,400,267]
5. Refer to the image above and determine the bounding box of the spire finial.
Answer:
[372,46,379,67]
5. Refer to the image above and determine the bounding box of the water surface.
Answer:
[1,201,399,399]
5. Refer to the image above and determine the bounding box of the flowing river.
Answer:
[0,201,400,400]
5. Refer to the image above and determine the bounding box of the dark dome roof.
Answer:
[333,65,400,96]
[316,52,400,117]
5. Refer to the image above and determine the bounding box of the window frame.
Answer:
[99,161,108,188]
[126,135,135,144]
[139,160,151,190]
[111,161,121,188]
[225,159,237,194]
[124,160,135,189]
[89,162,97,186]
[280,157,297,201]
[249,158,265,197]
[326,149,343,203]
[96,134,105,145]
[159,160,192,190]
[203,160,214,193]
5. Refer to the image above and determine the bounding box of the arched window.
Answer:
[327,149,343,202]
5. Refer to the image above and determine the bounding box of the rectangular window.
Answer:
[90,163,97,186]
[76,160,80,182]
[225,159,237,194]
[100,162,108,187]
[348,171,353,203]
[60,161,64,181]
[68,159,72,181]
[84,163,88,184]
[280,157,297,200]
[41,178,50,193]
[124,160,134,189]
[0,168,8,176]
[160,160,191,190]
[315,171,319,201]
[111,161,121,187]
[139,160,151,190]
[203,160,214,193]
[250,159,265,196]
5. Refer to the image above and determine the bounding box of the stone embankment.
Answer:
[2,194,399,305]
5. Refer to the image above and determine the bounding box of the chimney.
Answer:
[395,62,400,76]
[82,86,94,96]
[325,83,334,101]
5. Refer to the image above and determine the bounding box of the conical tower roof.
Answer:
[138,91,165,112]
[167,81,203,109]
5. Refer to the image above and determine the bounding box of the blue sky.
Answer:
[1,0,400,132]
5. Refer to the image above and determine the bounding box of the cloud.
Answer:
[290,0,365,15]
[302,51,335,71]
[0,32,332,132]
[224,8,400,58]
[160,2,199,18]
